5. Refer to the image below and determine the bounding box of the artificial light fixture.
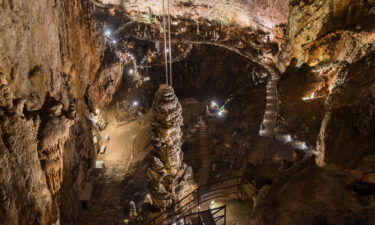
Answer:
[302,92,317,101]
[132,101,139,107]
[104,29,111,37]
[210,101,218,108]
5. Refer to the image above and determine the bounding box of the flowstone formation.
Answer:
[148,85,191,210]
[38,102,75,194]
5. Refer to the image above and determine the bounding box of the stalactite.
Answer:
[38,103,75,195]
[148,84,191,210]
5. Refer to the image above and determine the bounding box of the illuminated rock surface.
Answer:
[0,0,374,224]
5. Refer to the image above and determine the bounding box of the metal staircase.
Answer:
[147,177,241,225]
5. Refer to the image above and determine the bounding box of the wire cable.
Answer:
[167,0,173,86]
[162,0,169,85]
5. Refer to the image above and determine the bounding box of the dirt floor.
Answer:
[76,113,152,225]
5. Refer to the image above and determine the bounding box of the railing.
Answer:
[147,177,241,225]
[176,205,227,225]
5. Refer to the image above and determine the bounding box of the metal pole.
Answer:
[197,188,200,213]
[224,205,227,225]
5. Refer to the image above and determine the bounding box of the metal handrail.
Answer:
[147,176,241,225]
[180,205,227,225]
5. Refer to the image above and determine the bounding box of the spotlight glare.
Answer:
[104,29,111,37]
[132,101,139,107]
[210,101,218,108]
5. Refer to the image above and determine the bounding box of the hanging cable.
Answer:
[162,0,169,85]
[167,0,173,87]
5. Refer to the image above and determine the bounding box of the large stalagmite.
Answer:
[148,84,190,210]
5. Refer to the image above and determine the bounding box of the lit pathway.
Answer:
[259,69,318,156]
[198,117,211,186]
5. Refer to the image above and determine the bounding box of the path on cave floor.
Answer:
[98,113,151,179]
[259,70,317,156]
[210,199,253,225]
[198,118,211,186]
[259,76,279,138]
[78,115,152,225]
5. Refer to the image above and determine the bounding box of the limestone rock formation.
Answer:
[279,0,375,70]
[148,84,190,210]
[97,0,288,29]
[0,0,127,223]
[38,102,75,194]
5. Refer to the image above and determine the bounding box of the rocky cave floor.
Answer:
[73,93,298,225]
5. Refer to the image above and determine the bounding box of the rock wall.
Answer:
[316,53,375,168]
[248,159,375,225]
[246,1,375,224]
[98,0,288,29]
[0,0,123,224]
[279,0,375,70]
[277,0,375,169]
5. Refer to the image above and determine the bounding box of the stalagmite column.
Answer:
[148,84,191,210]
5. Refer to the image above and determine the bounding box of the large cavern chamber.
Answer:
[0,0,374,225]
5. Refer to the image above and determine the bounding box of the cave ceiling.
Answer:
[91,0,285,78]
[95,0,289,30]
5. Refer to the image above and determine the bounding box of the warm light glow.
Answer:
[129,69,134,74]
[302,93,318,101]
[210,101,218,108]
[210,200,215,205]
[95,108,100,114]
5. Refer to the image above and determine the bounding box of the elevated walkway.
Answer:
[259,69,317,156]
[147,177,241,225]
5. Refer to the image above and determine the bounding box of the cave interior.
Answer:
[0,0,375,225]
